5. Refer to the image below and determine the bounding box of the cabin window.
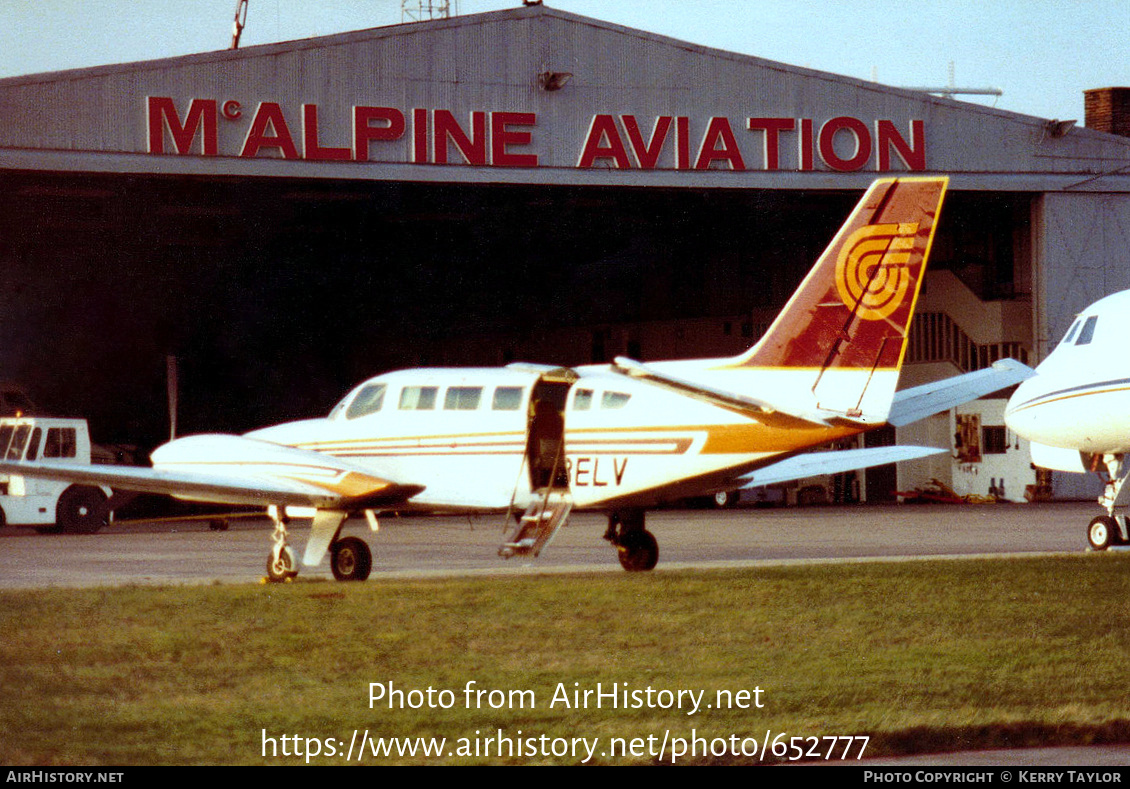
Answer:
[601,391,631,409]
[444,387,482,411]
[44,428,77,459]
[492,387,524,411]
[399,386,437,410]
[345,383,386,419]
[573,389,593,410]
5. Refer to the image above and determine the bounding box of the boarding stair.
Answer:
[499,488,573,558]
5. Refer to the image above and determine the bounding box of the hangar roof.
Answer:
[2,4,1129,191]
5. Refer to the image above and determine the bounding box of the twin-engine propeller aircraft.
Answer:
[0,176,1033,581]
[1005,289,1130,550]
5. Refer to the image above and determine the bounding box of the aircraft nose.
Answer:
[1003,383,1037,440]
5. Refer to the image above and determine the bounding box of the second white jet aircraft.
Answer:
[1006,289,1130,550]
[1,176,1033,580]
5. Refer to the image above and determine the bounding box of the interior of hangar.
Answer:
[0,170,1031,452]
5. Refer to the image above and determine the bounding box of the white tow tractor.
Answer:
[0,417,113,533]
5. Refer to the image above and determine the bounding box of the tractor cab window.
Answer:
[0,424,34,460]
[43,428,77,459]
[6,424,31,460]
[26,428,42,461]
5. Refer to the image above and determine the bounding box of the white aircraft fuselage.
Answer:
[164,363,871,515]
[1005,290,1130,455]
[1005,289,1130,549]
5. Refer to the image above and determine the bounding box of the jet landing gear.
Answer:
[603,509,659,572]
[1088,454,1130,551]
[1088,516,1119,551]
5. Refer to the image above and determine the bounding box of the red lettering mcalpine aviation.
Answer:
[146,98,926,171]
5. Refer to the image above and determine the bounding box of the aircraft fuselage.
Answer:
[235,363,865,512]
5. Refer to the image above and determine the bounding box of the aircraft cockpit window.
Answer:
[444,387,482,411]
[1075,315,1098,346]
[601,391,631,409]
[573,389,593,410]
[491,387,524,411]
[344,383,386,419]
[399,386,437,410]
[1060,320,1080,346]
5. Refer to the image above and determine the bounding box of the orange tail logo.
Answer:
[731,176,947,371]
[834,222,919,321]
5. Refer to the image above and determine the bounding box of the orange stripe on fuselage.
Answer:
[567,422,863,455]
[289,421,865,463]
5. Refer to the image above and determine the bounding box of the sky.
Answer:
[0,0,1125,122]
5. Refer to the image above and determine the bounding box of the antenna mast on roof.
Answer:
[402,1,458,23]
[231,0,249,49]
[899,61,1002,101]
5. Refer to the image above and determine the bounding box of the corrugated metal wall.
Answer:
[2,5,1129,186]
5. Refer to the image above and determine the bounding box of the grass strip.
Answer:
[2,553,1128,765]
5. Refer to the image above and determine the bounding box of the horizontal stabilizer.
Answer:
[887,358,1034,427]
[611,356,835,426]
[738,445,946,488]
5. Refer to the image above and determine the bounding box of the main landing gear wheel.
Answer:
[604,510,659,572]
[266,545,298,583]
[331,537,372,582]
[713,491,735,509]
[617,529,659,572]
[1088,515,1117,551]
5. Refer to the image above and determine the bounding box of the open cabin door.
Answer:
[500,369,576,559]
[527,374,574,491]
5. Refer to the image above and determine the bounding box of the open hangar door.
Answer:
[0,170,1029,456]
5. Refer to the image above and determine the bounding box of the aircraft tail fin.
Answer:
[612,177,949,425]
[735,177,947,373]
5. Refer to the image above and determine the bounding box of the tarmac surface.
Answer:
[0,500,1118,588]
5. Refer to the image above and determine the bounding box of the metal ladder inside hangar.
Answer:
[499,488,573,559]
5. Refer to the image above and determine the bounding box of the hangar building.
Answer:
[2,4,1129,502]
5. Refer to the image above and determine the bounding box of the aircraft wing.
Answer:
[737,445,946,488]
[886,358,1035,427]
[0,450,423,511]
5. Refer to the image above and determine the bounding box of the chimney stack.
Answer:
[1084,87,1130,137]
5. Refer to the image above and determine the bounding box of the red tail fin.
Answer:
[737,177,947,371]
